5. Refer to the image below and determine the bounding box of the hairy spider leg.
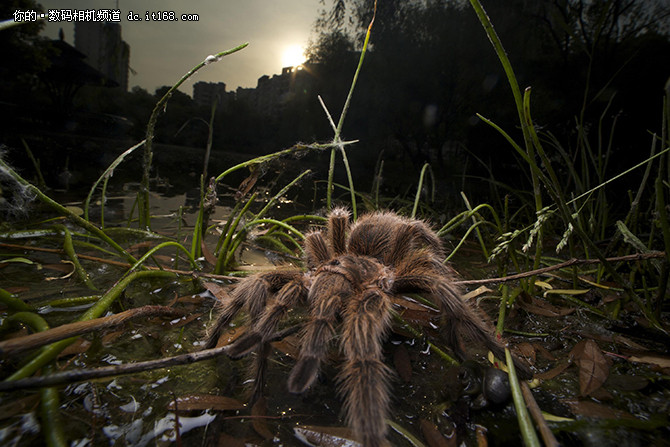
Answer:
[226,277,308,358]
[338,287,393,447]
[327,207,350,256]
[303,231,333,269]
[393,256,533,380]
[204,270,303,349]
[224,276,308,402]
[287,272,352,393]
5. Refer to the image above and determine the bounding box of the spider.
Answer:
[204,208,532,447]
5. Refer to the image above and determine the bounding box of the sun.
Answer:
[281,44,306,68]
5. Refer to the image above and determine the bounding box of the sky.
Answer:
[38,0,322,95]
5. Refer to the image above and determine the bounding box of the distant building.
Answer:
[193,81,228,107]
[235,64,318,116]
[75,22,130,91]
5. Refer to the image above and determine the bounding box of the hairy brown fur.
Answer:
[205,208,532,447]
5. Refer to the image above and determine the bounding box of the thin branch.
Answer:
[0,325,301,392]
[521,381,560,447]
[454,251,666,286]
[0,305,182,357]
[0,242,239,281]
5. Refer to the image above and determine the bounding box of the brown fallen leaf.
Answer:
[58,338,91,357]
[570,339,609,396]
[128,241,154,252]
[626,354,670,369]
[517,293,575,317]
[174,295,207,305]
[251,397,274,440]
[293,425,360,447]
[271,334,301,358]
[42,262,75,274]
[516,342,536,364]
[532,343,556,361]
[168,394,246,412]
[420,419,454,447]
[152,254,174,267]
[604,374,649,391]
[535,361,571,380]
[563,399,636,420]
[101,330,125,346]
[462,286,493,301]
[612,335,647,351]
[202,281,230,302]
[201,241,217,266]
[236,166,260,200]
[214,325,247,348]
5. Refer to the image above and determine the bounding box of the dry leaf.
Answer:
[419,419,454,447]
[42,262,75,274]
[532,343,556,361]
[293,425,360,447]
[236,167,260,200]
[516,342,536,364]
[101,330,125,346]
[128,241,154,252]
[201,241,217,266]
[627,354,670,369]
[612,335,647,351]
[271,334,301,358]
[543,288,589,297]
[175,295,207,305]
[213,325,247,348]
[202,281,230,302]
[251,397,274,440]
[605,374,649,391]
[570,339,609,396]
[44,261,75,280]
[462,286,493,301]
[535,361,571,380]
[517,293,575,317]
[563,399,636,420]
[58,338,91,357]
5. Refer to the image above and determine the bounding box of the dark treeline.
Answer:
[305,0,670,206]
[1,0,670,208]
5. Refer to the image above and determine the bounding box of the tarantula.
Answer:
[204,208,532,447]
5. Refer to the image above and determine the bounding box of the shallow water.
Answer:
[1,182,669,446]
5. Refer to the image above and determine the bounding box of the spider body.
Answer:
[205,208,531,447]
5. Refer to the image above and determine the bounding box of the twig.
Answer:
[521,381,559,447]
[0,305,181,357]
[0,242,239,281]
[0,325,302,392]
[0,346,229,392]
[454,252,666,286]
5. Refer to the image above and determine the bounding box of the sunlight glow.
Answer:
[281,44,305,68]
